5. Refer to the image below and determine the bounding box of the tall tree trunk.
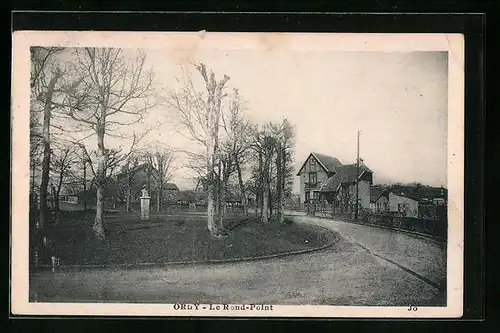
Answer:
[257,151,263,218]
[31,160,36,205]
[219,176,226,230]
[261,157,270,224]
[93,126,107,240]
[38,75,59,229]
[219,161,231,230]
[54,187,61,225]
[262,183,269,223]
[268,159,273,217]
[215,169,221,218]
[94,186,105,238]
[82,159,87,211]
[126,183,131,212]
[55,167,64,214]
[235,159,248,215]
[146,164,152,203]
[207,180,217,234]
[157,186,161,212]
[206,147,219,236]
[276,144,284,224]
[268,186,273,217]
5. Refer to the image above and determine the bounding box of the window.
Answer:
[305,192,310,203]
[313,192,320,201]
[308,172,317,185]
[309,158,316,170]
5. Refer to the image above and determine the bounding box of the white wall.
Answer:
[388,193,419,218]
[358,181,371,209]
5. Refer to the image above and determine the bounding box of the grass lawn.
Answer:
[31,211,336,267]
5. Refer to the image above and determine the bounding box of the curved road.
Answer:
[30,214,446,306]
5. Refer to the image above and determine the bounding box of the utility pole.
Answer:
[355,130,360,220]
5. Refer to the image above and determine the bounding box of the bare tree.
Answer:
[271,119,295,224]
[57,48,155,240]
[249,126,265,218]
[30,109,43,204]
[50,141,78,216]
[221,89,252,216]
[250,124,277,224]
[142,143,175,211]
[165,63,230,237]
[30,47,66,228]
[116,153,140,212]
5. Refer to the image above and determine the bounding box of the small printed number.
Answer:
[407,305,418,311]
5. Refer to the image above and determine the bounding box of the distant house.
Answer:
[163,182,180,202]
[225,194,244,206]
[297,152,373,214]
[175,190,207,205]
[176,190,198,205]
[115,163,179,204]
[296,152,343,204]
[418,186,447,220]
[381,183,447,219]
[246,191,257,207]
[388,192,419,218]
[69,178,119,208]
[421,186,447,206]
[319,163,373,212]
[370,186,389,213]
[370,186,419,218]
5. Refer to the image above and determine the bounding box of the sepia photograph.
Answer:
[11,31,464,317]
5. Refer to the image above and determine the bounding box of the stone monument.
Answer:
[140,186,151,221]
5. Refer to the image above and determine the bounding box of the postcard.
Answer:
[11,31,464,317]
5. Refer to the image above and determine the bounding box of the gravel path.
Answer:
[288,214,447,290]
[30,215,446,306]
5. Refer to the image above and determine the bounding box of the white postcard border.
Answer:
[11,31,464,318]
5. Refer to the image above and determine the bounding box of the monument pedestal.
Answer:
[140,195,151,221]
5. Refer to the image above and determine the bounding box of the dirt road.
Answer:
[30,215,446,306]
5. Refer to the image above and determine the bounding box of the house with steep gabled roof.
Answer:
[296,152,343,204]
[370,185,389,213]
[319,163,373,213]
[369,185,419,217]
[296,152,373,213]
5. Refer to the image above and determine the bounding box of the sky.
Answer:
[52,44,449,192]
[143,49,448,191]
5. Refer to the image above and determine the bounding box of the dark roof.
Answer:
[320,164,372,192]
[389,191,420,202]
[116,163,155,179]
[165,182,179,190]
[370,186,388,203]
[312,153,343,172]
[387,184,446,201]
[297,152,342,175]
[422,187,447,199]
[176,190,197,202]
[225,195,242,202]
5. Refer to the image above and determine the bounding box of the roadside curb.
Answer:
[289,214,446,244]
[32,224,340,272]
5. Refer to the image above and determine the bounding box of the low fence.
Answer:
[29,203,245,226]
[111,202,245,215]
[285,203,447,240]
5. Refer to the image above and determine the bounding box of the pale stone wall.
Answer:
[389,193,419,218]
